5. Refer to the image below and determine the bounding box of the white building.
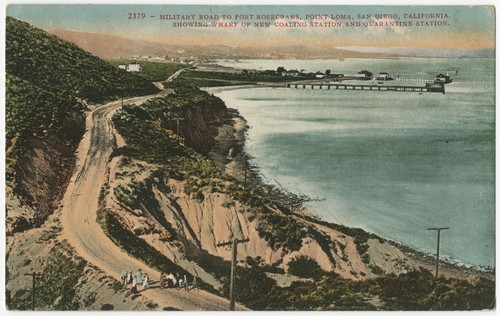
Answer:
[118,63,143,72]
[126,63,142,72]
[282,70,299,77]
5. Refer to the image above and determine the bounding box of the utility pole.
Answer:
[216,237,250,310]
[427,227,449,278]
[168,117,185,142]
[243,160,247,191]
[25,272,43,311]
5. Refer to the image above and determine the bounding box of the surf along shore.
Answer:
[204,85,494,283]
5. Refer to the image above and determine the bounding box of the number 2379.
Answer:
[128,13,146,19]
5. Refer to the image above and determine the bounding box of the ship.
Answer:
[434,73,453,84]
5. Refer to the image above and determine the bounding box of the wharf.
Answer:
[286,82,445,94]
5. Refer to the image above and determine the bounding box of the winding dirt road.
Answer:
[59,94,244,310]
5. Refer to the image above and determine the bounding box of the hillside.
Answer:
[6,18,158,103]
[5,17,159,229]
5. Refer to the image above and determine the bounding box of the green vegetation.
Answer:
[5,74,80,181]
[5,17,159,183]
[257,212,306,252]
[299,214,384,255]
[6,17,158,104]
[7,247,86,310]
[287,256,325,279]
[107,59,186,82]
[179,68,312,84]
[98,211,187,276]
[221,263,494,311]
[173,77,254,87]
[172,68,315,88]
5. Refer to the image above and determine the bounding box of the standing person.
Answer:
[120,269,127,285]
[127,271,133,285]
[177,273,183,289]
[131,276,138,294]
[159,272,165,289]
[136,269,143,286]
[167,272,174,288]
[173,274,178,288]
[142,273,149,291]
[183,275,188,291]
[191,276,199,291]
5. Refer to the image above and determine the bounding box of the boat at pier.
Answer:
[434,73,453,84]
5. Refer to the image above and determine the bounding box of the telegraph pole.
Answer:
[427,227,449,278]
[168,117,185,142]
[243,160,247,191]
[216,237,250,310]
[25,272,43,311]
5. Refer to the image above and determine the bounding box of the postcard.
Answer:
[3,2,496,311]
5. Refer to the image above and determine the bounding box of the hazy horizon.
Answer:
[7,5,495,51]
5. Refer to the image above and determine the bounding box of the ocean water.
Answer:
[214,58,495,268]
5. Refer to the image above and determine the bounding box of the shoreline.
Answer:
[207,88,494,282]
[202,82,286,94]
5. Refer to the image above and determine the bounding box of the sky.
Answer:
[5,4,497,50]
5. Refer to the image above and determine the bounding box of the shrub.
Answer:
[287,256,325,279]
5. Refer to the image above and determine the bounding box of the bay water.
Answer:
[214,58,495,268]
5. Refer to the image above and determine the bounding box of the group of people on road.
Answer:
[120,268,198,294]
[121,268,149,294]
[159,272,198,291]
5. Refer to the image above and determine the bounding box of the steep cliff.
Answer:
[105,85,419,290]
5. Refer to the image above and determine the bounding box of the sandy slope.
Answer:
[59,94,245,310]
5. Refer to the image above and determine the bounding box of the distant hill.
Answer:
[337,46,495,58]
[50,28,491,60]
[49,29,391,60]
[49,29,177,59]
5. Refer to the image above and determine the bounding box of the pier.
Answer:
[286,82,445,94]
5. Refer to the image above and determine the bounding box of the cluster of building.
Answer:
[355,70,453,84]
[310,69,453,84]
[355,70,393,81]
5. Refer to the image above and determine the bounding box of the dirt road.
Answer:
[59,94,244,310]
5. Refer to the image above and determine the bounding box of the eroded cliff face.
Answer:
[104,153,417,289]
[160,95,228,154]
[7,109,85,234]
